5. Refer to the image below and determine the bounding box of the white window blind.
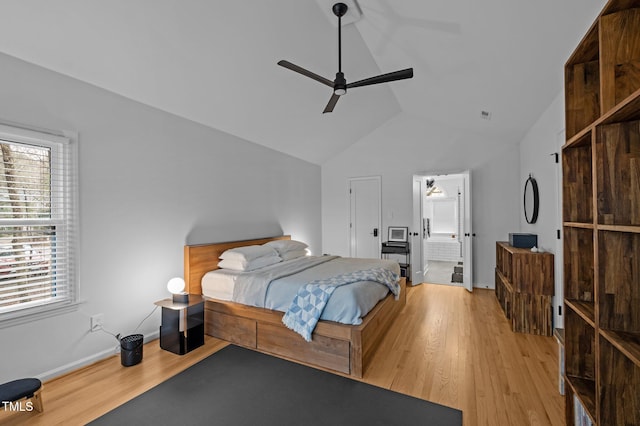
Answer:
[0,124,77,319]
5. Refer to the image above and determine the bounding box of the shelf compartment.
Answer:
[599,8,640,113]
[565,305,597,381]
[598,230,640,333]
[600,329,640,367]
[600,87,640,125]
[595,119,640,226]
[602,0,640,15]
[598,336,640,426]
[565,299,596,326]
[495,269,512,320]
[565,24,600,139]
[564,227,595,303]
[563,141,594,223]
[565,126,593,150]
[495,242,513,281]
[565,377,597,425]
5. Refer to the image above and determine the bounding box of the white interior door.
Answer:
[349,177,381,259]
[462,171,473,292]
[411,177,424,284]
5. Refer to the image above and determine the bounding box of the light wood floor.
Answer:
[0,284,564,426]
[365,284,564,426]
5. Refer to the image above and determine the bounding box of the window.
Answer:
[0,123,77,323]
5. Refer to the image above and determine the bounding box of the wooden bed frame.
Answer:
[184,235,406,378]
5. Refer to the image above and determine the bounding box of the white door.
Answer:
[411,176,424,284]
[349,177,381,259]
[462,171,473,292]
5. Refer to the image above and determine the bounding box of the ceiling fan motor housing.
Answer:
[334,72,347,95]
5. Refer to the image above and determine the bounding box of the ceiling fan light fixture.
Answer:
[334,71,347,95]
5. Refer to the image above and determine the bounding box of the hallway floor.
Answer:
[423,260,463,285]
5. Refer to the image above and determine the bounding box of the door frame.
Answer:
[554,130,564,329]
[462,170,473,292]
[348,176,382,258]
[412,170,473,291]
[411,177,425,284]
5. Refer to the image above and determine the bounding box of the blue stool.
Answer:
[0,378,43,412]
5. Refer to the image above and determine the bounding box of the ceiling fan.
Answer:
[278,2,414,113]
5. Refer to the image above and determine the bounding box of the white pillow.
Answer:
[219,245,277,262]
[217,254,282,271]
[264,240,308,255]
[280,249,308,261]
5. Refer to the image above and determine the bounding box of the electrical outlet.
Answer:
[90,314,104,332]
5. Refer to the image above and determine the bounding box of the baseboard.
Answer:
[38,331,159,382]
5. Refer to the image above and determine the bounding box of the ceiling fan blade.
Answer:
[323,93,340,114]
[346,68,413,89]
[277,60,334,88]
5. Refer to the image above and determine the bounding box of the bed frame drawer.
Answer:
[257,322,351,374]
[207,310,257,348]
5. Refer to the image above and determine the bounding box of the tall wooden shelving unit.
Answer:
[563,1,640,424]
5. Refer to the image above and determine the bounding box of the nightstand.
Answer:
[154,295,204,355]
[381,242,411,284]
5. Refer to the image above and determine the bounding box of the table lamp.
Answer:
[167,277,189,303]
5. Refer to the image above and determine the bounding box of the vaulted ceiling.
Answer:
[0,0,606,164]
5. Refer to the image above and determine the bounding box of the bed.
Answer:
[183,235,406,378]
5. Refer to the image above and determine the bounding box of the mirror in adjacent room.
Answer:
[524,174,539,224]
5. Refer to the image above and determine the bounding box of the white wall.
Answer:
[518,91,565,328]
[0,52,321,382]
[322,113,521,288]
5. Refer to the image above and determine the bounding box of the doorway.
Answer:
[411,171,473,291]
[349,176,381,259]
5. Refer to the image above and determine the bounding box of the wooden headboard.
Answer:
[183,235,291,295]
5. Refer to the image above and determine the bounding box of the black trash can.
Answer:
[120,334,143,367]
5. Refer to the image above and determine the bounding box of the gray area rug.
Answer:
[90,345,462,426]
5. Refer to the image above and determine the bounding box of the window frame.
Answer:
[0,122,79,328]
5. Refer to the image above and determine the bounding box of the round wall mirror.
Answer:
[524,175,539,224]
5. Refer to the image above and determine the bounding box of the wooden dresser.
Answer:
[494,241,554,336]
